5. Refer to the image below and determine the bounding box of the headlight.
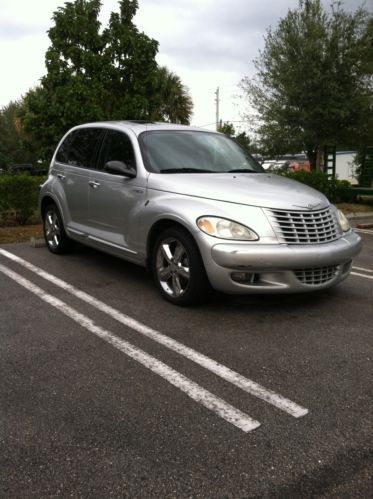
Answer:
[197,216,259,240]
[337,209,350,232]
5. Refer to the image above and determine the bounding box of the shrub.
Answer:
[0,175,46,225]
[279,170,352,203]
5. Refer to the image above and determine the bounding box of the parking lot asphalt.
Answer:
[0,220,372,498]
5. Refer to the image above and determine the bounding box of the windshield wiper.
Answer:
[160,168,213,174]
[226,169,257,173]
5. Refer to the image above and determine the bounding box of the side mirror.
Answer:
[104,160,136,178]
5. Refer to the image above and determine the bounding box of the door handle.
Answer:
[57,173,65,180]
[89,180,101,188]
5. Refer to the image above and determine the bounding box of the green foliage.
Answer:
[0,101,38,170]
[217,121,236,137]
[235,132,254,152]
[0,175,45,225]
[217,121,254,152]
[20,0,193,160]
[353,146,373,186]
[148,67,193,124]
[280,170,352,203]
[100,0,159,119]
[241,0,372,169]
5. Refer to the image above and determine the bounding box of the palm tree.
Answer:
[149,66,193,124]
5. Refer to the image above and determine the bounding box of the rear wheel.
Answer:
[152,227,211,305]
[43,204,72,254]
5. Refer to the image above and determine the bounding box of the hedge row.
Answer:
[0,170,358,227]
[0,175,46,225]
[280,170,352,203]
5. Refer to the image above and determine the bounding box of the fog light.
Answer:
[231,272,259,284]
[342,261,352,274]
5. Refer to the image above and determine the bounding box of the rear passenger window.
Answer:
[98,130,136,171]
[56,128,102,168]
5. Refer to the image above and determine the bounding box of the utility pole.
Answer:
[215,86,220,130]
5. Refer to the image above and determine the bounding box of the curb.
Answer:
[30,237,46,248]
[345,211,373,220]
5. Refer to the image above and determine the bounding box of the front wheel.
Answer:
[43,204,72,254]
[152,227,211,305]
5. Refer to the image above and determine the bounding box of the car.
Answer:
[12,163,33,174]
[39,121,362,305]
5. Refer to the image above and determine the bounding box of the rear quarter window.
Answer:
[56,128,103,169]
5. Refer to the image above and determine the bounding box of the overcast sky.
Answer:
[0,0,370,130]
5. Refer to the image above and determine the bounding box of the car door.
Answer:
[87,129,147,255]
[53,127,103,235]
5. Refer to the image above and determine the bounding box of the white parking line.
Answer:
[354,229,373,235]
[0,263,260,433]
[352,266,373,273]
[351,272,373,280]
[0,249,308,418]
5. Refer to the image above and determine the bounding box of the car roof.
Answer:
[74,121,216,136]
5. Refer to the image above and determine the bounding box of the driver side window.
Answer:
[98,130,136,171]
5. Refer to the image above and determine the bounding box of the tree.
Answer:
[21,0,107,160]
[21,0,193,160]
[149,67,193,124]
[100,0,159,119]
[0,100,37,170]
[240,0,372,170]
[217,121,255,152]
[217,121,236,138]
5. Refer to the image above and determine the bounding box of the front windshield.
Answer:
[138,130,264,174]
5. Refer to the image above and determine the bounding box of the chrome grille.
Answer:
[294,265,339,285]
[265,207,341,244]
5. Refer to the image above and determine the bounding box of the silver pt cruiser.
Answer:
[39,121,362,305]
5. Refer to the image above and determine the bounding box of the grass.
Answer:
[0,224,43,244]
[336,201,373,213]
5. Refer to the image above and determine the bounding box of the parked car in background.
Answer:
[12,164,33,174]
[39,122,362,305]
[262,154,310,173]
[8,164,48,176]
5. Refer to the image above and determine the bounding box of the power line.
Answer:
[197,120,258,128]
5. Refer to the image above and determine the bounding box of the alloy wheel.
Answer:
[44,210,61,250]
[155,237,190,297]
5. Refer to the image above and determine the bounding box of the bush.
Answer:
[0,175,46,225]
[279,170,352,203]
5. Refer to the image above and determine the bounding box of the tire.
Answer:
[43,203,72,254]
[152,227,211,305]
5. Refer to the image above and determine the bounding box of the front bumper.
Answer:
[202,230,362,294]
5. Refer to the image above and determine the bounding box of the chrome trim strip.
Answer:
[68,228,86,236]
[265,207,341,244]
[87,235,138,254]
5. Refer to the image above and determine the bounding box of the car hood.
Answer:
[147,172,329,210]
